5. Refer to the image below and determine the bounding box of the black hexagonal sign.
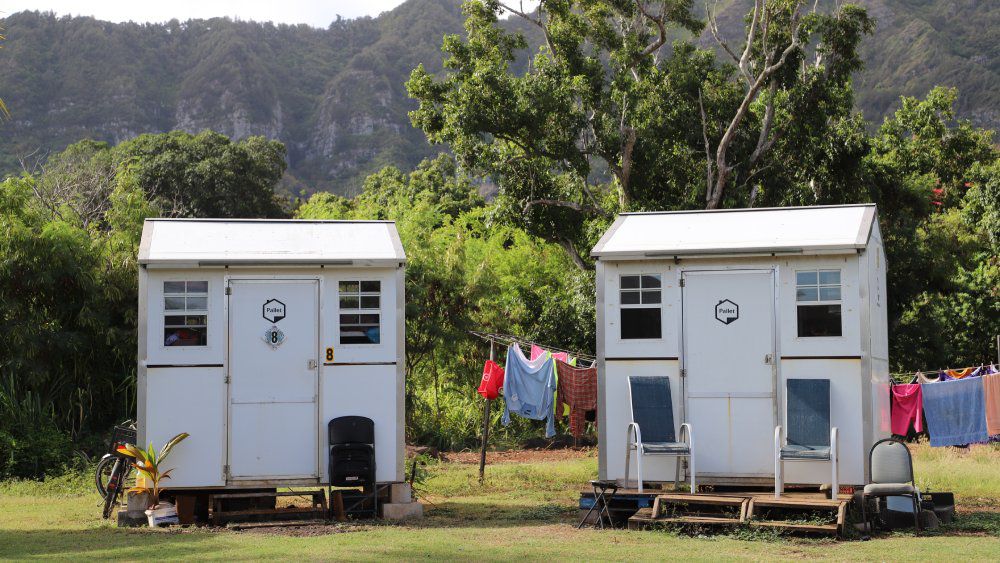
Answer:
[263,299,286,323]
[715,299,739,325]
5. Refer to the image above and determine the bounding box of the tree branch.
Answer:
[499,1,556,55]
[557,236,594,271]
[698,88,715,204]
[522,198,610,217]
[636,0,667,58]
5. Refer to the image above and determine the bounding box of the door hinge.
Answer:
[225,286,232,295]
[681,368,687,378]
[223,465,230,479]
[679,278,685,287]
[224,373,230,384]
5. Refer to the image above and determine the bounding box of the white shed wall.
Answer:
[598,253,876,486]
[139,265,404,488]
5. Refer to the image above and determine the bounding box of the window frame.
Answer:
[338,279,382,345]
[618,273,663,340]
[794,269,843,338]
[162,280,209,347]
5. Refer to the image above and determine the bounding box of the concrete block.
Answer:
[382,501,423,521]
[390,483,412,504]
[126,491,152,517]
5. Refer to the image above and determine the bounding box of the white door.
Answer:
[682,270,775,478]
[228,279,319,480]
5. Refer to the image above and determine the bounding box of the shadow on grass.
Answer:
[0,528,219,559]
[418,500,580,528]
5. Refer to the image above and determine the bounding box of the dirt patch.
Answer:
[442,448,595,464]
[229,521,382,537]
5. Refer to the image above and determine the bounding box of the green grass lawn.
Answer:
[1,442,998,561]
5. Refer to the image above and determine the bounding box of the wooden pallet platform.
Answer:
[211,490,327,526]
[624,491,851,536]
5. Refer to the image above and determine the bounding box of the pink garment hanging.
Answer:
[530,343,569,363]
[890,383,923,436]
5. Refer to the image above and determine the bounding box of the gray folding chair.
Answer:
[862,438,921,531]
[623,376,694,493]
[774,378,838,498]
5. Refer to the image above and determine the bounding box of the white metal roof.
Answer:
[139,219,406,266]
[591,204,877,259]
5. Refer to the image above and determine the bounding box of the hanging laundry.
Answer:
[530,344,571,416]
[890,384,923,436]
[530,343,569,363]
[916,370,942,384]
[922,378,989,447]
[502,344,556,437]
[555,360,598,440]
[982,373,1000,437]
[477,360,505,400]
[941,367,981,381]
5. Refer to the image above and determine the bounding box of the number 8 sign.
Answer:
[261,325,286,349]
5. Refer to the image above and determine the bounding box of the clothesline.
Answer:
[468,330,596,362]
[890,363,996,383]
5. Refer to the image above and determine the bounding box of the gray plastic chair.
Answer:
[623,376,694,493]
[862,438,920,531]
[774,379,839,498]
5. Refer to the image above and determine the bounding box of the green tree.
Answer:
[114,130,289,218]
[407,1,873,267]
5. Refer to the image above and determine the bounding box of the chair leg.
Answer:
[689,454,696,494]
[911,494,921,531]
[636,450,644,493]
[861,494,869,534]
[774,459,782,499]
[624,444,631,489]
[674,456,681,491]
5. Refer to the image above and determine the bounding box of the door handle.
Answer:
[308,359,318,370]
[764,354,773,364]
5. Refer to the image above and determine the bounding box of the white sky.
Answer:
[1,1,411,28]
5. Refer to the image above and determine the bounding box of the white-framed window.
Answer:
[619,274,662,339]
[795,269,842,337]
[163,281,208,346]
[339,280,381,344]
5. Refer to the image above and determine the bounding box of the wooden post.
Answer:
[479,339,495,484]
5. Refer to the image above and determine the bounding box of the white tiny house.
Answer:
[137,219,406,489]
[592,204,889,488]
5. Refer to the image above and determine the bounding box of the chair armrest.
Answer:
[830,427,838,459]
[774,425,783,458]
[679,423,693,448]
[626,422,642,449]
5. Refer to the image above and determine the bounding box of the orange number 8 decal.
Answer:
[325,348,334,362]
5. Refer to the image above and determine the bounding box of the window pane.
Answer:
[165,297,185,310]
[186,297,207,311]
[818,270,840,285]
[360,280,380,292]
[339,296,360,309]
[339,281,359,293]
[360,296,380,309]
[185,315,207,326]
[620,291,640,305]
[621,308,662,339]
[164,316,186,326]
[796,287,818,302]
[164,326,206,346]
[796,271,817,285]
[340,325,380,345]
[819,286,841,301]
[641,290,661,304]
[620,275,639,289]
[187,281,208,293]
[797,305,842,337]
[340,314,360,324]
[164,281,186,294]
[640,274,662,289]
[360,314,380,324]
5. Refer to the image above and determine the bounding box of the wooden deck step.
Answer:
[746,497,848,537]
[653,493,750,522]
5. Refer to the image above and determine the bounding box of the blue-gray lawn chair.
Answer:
[774,378,838,498]
[862,438,921,531]
[623,376,694,493]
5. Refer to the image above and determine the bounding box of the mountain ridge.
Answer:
[1,0,995,195]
